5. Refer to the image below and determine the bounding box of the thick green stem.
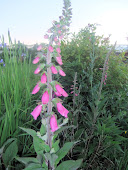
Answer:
[46,43,52,148]
[46,42,53,170]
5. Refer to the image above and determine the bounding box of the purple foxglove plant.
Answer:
[31,0,71,136]
[17,1,84,170]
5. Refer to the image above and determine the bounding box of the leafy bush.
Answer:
[59,24,128,169]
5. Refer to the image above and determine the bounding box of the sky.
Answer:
[0,0,128,45]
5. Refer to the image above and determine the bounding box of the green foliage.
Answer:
[40,124,46,136]
[0,39,38,147]
[0,17,128,170]
[52,140,60,153]
[17,127,77,169]
[55,142,74,166]
[56,159,83,170]
[0,35,40,169]
[2,140,18,166]
[15,157,39,165]
[33,136,50,154]
[24,163,43,170]
[59,24,128,169]
[20,127,37,137]
[45,153,58,168]
[0,139,18,169]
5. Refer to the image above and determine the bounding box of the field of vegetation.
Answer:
[0,13,128,170]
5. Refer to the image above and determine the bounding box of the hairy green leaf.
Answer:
[56,159,83,170]
[2,140,18,166]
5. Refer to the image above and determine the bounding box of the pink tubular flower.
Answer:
[57,102,69,118]
[34,67,41,74]
[56,47,61,53]
[37,45,42,51]
[42,91,49,104]
[33,57,40,64]
[56,57,63,65]
[31,105,42,120]
[57,24,60,28]
[61,89,68,97]
[55,84,68,97]
[54,37,58,42]
[44,34,49,39]
[58,30,61,34]
[48,29,51,33]
[32,84,40,94]
[59,70,66,76]
[51,66,58,74]
[48,46,54,52]
[59,35,64,40]
[55,91,61,96]
[50,115,58,132]
[55,84,63,94]
[41,73,47,84]
[57,42,61,46]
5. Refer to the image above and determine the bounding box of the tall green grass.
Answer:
[0,36,38,148]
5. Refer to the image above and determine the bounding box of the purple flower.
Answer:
[3,43,6,47]
[0,59,3,63]
[3,64,5,67]
[21,53,26,57]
